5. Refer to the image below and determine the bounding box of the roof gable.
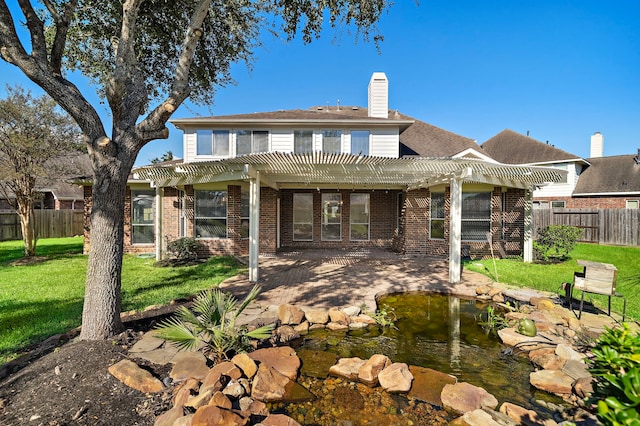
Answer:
[481,129,581,164]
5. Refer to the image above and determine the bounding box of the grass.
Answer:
[464,243,640,322]
[0,237,245,365]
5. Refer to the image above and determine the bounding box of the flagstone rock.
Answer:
[191,404,248,426]
[223,380,247,398]
[302,308,329,324]
[449,409,506,426]
[201,362,241,394]
[260,413,302,426]
[342,306,361,317]
[358,354,391,387]
[555,343,585,362]
[293,321,309,334]
[573,376,594,398]
[210,391,232,409]
[108,359,164,393]
[251,363,292,402]
[378,362,413,393]
[326,322,348,331]
[153,405,185,426]
[352,314,376,324]
[408,366,456,406]
[131,346,180,365]
[475,285,491,295]
[328,357,365,381]
[248,346,300,380]
[562,359,590,380]
[500,402,558,426]
[173,386,192,408]
[129,332,165,353]
[278,304,305,325]
[246,398,269,416]
[273,325,300,344]
[529,349,566,370]
[498,328,564,350]
[186,389,213,410]
[170,351,210,382]
[232,353,258,379]
[530,370,574,394]
[441,382,498,415]
[328,308,350,325]
[348,321,368,330]
[171,415,194,426]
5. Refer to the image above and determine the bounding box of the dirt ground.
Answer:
[0,310,179,426]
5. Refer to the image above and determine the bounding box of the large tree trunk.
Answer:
[79,137,136,340]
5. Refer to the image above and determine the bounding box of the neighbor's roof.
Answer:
[171,107,480,158]
[37,154,92,199]
[574,154,640,195]
[482,129,585,165]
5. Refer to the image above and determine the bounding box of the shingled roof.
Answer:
[574,154,640,195]
[171,107,480,158]
[481,129,582,165]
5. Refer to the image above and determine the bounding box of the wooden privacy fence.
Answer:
[0,210,83,241]
[533,208,640,246]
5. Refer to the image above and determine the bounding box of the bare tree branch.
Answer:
[16,0,48,63]
[43,0,79,76]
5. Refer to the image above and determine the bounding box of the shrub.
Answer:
[153,284,274,361]
[166,237,202,264]
[533,225,582,262]
[587,324,640,425]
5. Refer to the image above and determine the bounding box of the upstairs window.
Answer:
[196,130,230,157]
[131,190,155,244]
[351,130,370,156]
[237,130,269,155]
[322,130,342,154]
[294,130,313,154]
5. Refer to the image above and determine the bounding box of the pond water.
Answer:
[275,292,564,424]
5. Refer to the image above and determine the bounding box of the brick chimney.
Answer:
[590,132,603,158]
[368,72,388,118]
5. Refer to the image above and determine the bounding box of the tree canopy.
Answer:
[0,0,390,340]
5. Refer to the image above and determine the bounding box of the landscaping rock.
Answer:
[302,308,329,324]
[107,359,164,393]
[170,351,210,382]
[273,325,300,344]
[251,363,292,402]
[529,348,566,370]
[475,285,491,295]
[328,357,365,381]
[223,380,247,398]
[500,402,558,426]
[132,346,180,365]
[248,346,300,380]
[555,343,585,362]
[573,376,594,398]
[357,354,391,386]
[231,353,258,379]
[153,406,185,426]
[352,314,376,325]
[378,362,413,393]
[326,322,348,331]
[260,413,302,426]
[562,359,590,380]
[408,365,456,407]
[449,408,509,426]
[342,306,361,317]
[530,370,574,394]
[328,308,350,325]
[185,389,213,410]
[441,382,498,415]
[201,362,242,394]
[293,321,309,334]
[191,405,248,426]
[278,304,305,325]
[210,391,232,409]
[129,332,165,353]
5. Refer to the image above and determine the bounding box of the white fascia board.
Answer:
[170,117,414,129]
[573,191,640,196]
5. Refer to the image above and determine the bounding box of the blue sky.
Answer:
[2,1,639,166]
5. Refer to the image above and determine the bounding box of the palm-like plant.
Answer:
[154,284,274,361]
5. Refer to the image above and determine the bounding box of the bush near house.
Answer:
[533,225,582,262]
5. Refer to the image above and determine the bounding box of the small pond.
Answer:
[274,292,564,425]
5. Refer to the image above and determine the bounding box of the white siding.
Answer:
[183,130,196,163]
[534,162,578,198]
[370,128,399,158]
[271,129,292,153]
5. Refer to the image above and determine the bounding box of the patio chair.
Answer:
[570,260,626,321]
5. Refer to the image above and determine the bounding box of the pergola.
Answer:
[134,152,565,283]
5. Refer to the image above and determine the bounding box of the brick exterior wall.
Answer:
[533,195,638,209]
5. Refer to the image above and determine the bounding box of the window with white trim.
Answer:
[627,200,639,209]
[322,130,342,154]
[241,190,250,238]
[461,192,491,241]
[350,193,370,240]
[194,190,227,238]
[430,192,445,239]
[322,193,341,240]
[293,193,313,241]
[196,130,230,156]
[294,130,313,154]
[350,130,370,155]
[236,130,268,155]
[131,190,155,244]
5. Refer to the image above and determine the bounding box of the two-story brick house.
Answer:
[83,73,563,283]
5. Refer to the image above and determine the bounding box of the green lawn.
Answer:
[0,237,245,364]
[464,243,640,322]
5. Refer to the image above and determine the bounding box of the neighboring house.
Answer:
[482,130,640,209]
[83,73,563,283]
[1,154,91,211]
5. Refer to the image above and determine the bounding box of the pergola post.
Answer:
[155,186,164,260]
[523,188,534,263]
[448,175,463,283]
[249,171,260,282]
